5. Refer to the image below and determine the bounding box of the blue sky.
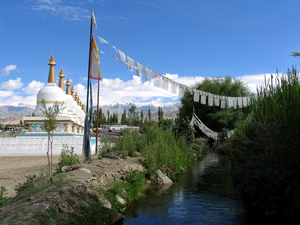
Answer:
[1,0,300,107]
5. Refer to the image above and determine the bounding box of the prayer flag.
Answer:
[221,97,226,108]
[238,97,243,108]
[194,89,199,102]
[154,73,162,88]
[201,92,206,105]
[145,67,153,81]
[136,61,143,78]
[171,80,178,94]
[127,56,134,72]
[208,93,214,106]
[178,84,184,98]
[188,87,193,95]
[162,76,169,91]
[214,95,220,107]
[90,35,102,80]
[243,97,247,107]
[91,10,97,30]
[118,50,126,63]
[233,97,237,109]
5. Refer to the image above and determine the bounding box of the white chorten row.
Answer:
[23,55,86,136]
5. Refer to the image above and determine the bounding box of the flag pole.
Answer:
[95,79,100,154]
[83,10,94,160]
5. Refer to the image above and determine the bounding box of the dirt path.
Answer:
[0,155,83,198]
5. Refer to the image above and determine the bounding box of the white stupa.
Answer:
[23,55,85,136]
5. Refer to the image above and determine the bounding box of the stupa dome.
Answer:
[33,55,69,116]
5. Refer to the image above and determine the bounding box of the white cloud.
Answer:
[0,90,14,98]
[1,65,17,76]
[237,74,270,93]
[30,1,89,21]
[22,81,45,95]
[1,78,23,90]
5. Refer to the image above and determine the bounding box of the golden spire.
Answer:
[48,54,56,83]
[58,68,65,91]
[66,78,71,95]
[71,85,75,99]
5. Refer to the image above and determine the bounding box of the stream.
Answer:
[123,147,250,224]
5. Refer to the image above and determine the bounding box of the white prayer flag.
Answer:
[162,76,169,91]
[127,56,134,72]
[238,97,243,108]
[221,97,226,108]
[201,92,206,105]
[243,97,247,107]
[145,67,153,82]
[214,95,220,107]
[171,80,178,94]
[118,50,126,63]
[91,10,97,30]
[154,72,162,88]
[208,93,214,106]
[136,61,143,78]
[178,84,184,98]
[194,90,200,102]
[233,97,237,109]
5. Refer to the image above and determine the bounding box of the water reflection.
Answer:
[123,147,249,225]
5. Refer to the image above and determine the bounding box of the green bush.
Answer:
[56,145,78,173]
[230,67,300,219]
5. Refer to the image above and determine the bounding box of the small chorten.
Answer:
[71,85,75,99]
[58,68,65,92]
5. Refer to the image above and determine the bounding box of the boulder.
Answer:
[156,169,173,185]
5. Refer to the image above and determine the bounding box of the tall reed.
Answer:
[231,66,300,219]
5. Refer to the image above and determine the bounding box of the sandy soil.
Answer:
[0,155,82,198]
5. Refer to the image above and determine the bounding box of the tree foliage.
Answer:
[178,76,252,137]
[40,99,66,177]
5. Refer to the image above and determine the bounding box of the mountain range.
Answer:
[0,102,181,124]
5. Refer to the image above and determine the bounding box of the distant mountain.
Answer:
[93,102,181,121]
[0,104,34,119]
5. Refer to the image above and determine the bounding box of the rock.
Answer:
[79,168,91,174]
[61,165,81,173]
[156,169,173,185]
[116,195,126,205]
[97,194,112,209]
[111,211,124,224]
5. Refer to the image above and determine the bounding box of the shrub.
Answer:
[56,145,78,173]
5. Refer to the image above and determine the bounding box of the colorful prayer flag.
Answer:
[90,35,102,80]
[127,56,134,72]
[91,10,97,30]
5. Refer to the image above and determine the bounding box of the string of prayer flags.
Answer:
[127,56,134,72]
[96,36,253,106]
[145,67,153,82]
[118,50,126,64]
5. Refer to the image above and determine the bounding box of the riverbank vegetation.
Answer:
[227,67,300,222]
